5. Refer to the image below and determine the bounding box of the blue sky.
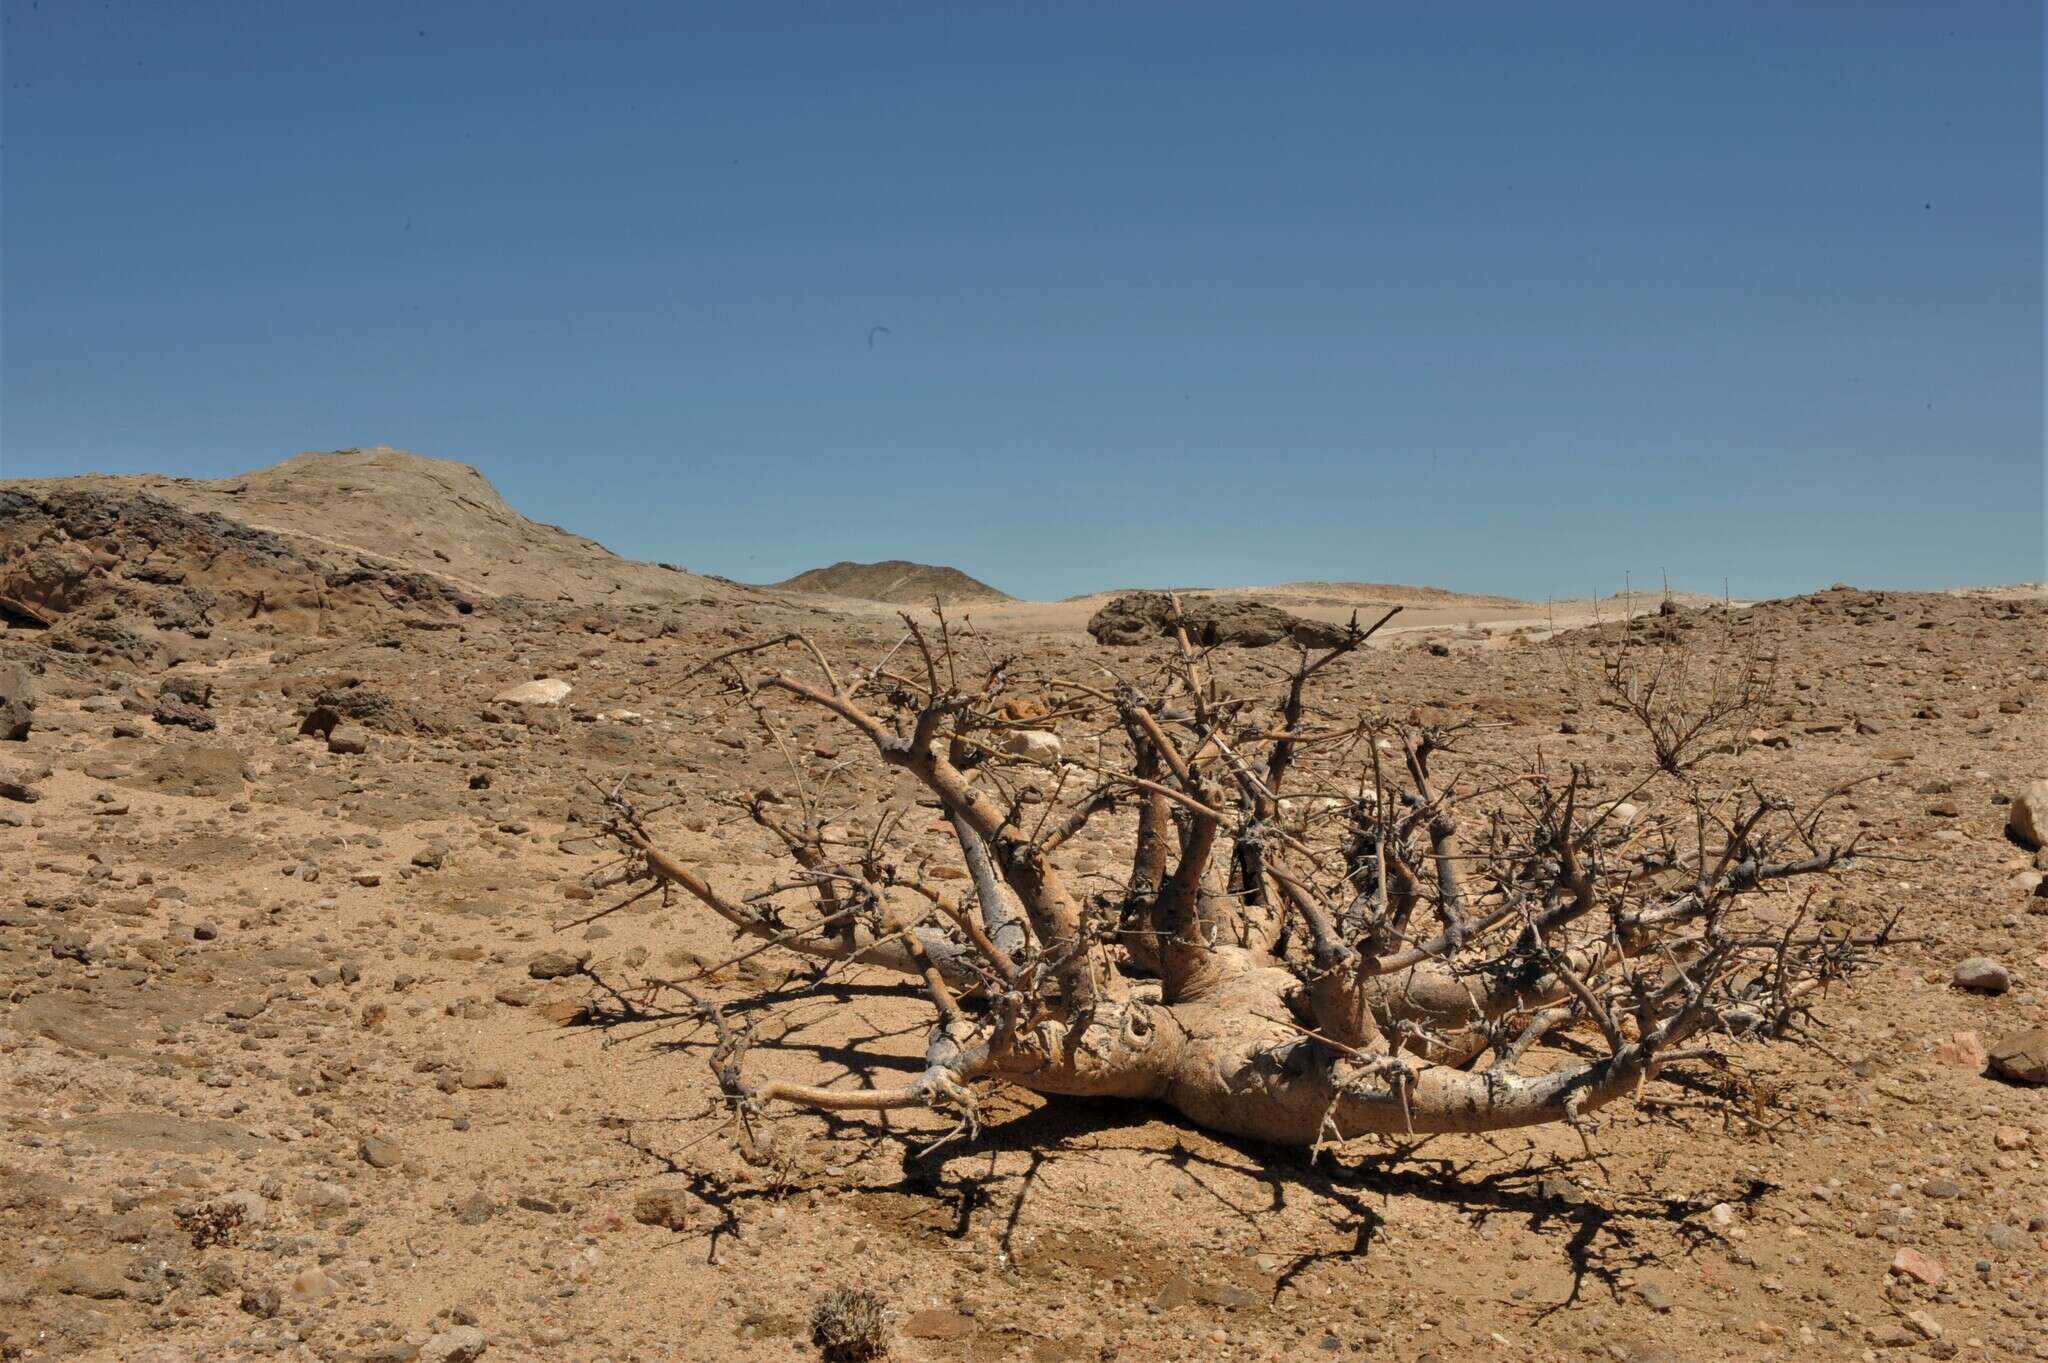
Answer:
[2,2,2041,599]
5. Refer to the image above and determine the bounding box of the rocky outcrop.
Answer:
[1086,592,1349,649]
[0,486,472,645]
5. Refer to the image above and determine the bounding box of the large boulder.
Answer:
[1086,592,1349,649]
[0,663,32,741]
[2007,780,2048,850]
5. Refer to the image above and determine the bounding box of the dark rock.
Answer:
[1987,1028,2047,1085]
[314,684,404,732]
[0,663,33,740]
[632,1188,696,1231]
[151,696,216,731]
[1086,591,1350,649]
[159,673,213,708]
[298,705,344,740]
[526,950,584,980]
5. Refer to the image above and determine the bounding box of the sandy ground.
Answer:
[2,576,2046,1363]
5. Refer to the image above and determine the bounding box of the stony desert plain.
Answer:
[0,447,2044,1363]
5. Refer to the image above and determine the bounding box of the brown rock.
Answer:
[49,1258,127,1300]
[288,1266,339,1302]
[142,743,248,797]
[453,1191,496,1225]
[327,724,371,755]
[1086,591,1348,649]
[1931,1031,1986,1071]
[358,1134,402,1169]
[537,1000,586,1027]
[1988,1028,2047,1085]
[1951,957,2011,993]
[526,950,585,980]
[298,705,343,740]
[631,1188,696,1231]
[0,663,34,741]
[1890,1247,1944,1286]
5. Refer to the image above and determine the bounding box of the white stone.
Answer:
[492,678,572,707]
[1281,794,1353,827]
[420,1326,488,1363]
[1003,729,1062,764]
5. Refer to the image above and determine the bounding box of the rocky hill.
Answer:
[0,479,480,665]
[772,559,1012,605]
[1,447,742,612]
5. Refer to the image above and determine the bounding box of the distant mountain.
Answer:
[773,560,1013,606]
